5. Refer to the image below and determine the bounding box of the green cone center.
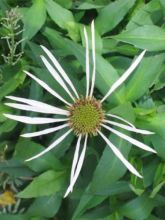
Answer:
[69,98,104,135]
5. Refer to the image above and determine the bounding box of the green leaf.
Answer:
[146,215,162,220]
[66,22,80,42]
[90,135,131,193]
[119,193,156,219]
[0,159,34,177]
[14,139,63,172]
[45,0,74,29]
[150,163,165,198]
[0,104,10,122]
[126,0,162,30]
[138,112,165,137]
[76,2,104,10]
[112,25,165,51]
[103,213,123,220]
[0,119,17,134]
[27,194,62,217]
[0,215,29,220]
[17,170,65,198]
[89,181,131,196]
[150,180,165,198]
[22,0,46,45]
[0,71,25,100]
[45,0,79,41]
[95,0,136,35]
[160,0,165,15]
[74,208,121,220]
[126,53,165,101]
[0,0,9,11]
[54,0,72,9]
[151,135,165,160]
[103,38,139,56]
[143,158,159,188]
[153,163,165,186]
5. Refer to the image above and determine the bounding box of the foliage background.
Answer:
[0,0,165,219]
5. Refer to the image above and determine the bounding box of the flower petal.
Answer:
[89,20,96,98]
[64,134,88,198]
[5,96,69,115]
[40,45,79,99]
[101,50,146,103]
[4,114,68,124]
[21,123,69,138]
[5,103,65,115]
[41,55,75,101]
[98,130,142,178]
[101,123,156,153]
[24,71,71,106]
[104,119,154,135]
[83,27,90,98]
[25,129,72,161]
[106,113,135,128]
[70,135,82,190]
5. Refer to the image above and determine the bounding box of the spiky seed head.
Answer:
[69,97,104,136]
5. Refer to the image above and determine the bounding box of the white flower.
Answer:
[4,21,156,198]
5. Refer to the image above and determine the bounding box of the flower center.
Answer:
[69,97,104,136]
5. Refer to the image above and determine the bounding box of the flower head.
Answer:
[69,97,104,136]
[4,21,156,197]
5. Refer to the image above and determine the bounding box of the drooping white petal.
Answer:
[98,130,142,178]
[83,27,90,98]
[64,135,88,198]
[106,113,136,128]
[4,114,68,124]
[41,55,75,101]
[101,50,146,103]
[5,103,65,115]
[104,119,154,135]
[5,96,69,115]
[70,135,82,190]
[21,123,69,138]
[101,123,156,153]
[25,129,72,161]
[40,45,79,99]
[24,71,71,106]
[89,20,96,98]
